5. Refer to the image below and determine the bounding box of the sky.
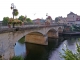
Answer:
[0,0,80,20]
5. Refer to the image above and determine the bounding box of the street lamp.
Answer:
[11,3,16,28]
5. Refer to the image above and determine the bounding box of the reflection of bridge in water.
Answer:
[0,24,64,60]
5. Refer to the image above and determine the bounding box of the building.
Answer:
[57,12,80,26]
[0,21,2,26]
[33,18,45,25]
[57,16,67,24]
[45,16,53,25]
[66,12,77,25]
[66,12,80,26]
[55,16,67,25]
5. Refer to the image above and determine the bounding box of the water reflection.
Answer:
[49,36,80,60]
[14,36,80,60]
[24,43,48,60]
[14,42,26,56]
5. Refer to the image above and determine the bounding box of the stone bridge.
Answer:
[0,24,64,59]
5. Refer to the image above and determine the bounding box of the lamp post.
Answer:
[11,3,15,28]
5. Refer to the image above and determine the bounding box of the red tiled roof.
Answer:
[46,16,52,19]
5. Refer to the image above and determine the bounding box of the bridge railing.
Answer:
[0,23,64,30]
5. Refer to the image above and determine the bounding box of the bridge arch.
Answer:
[26,32,44,36]
[46,28,58,38]
[58,27,63,33]
[13,30,45,44]
[25,32,47,45]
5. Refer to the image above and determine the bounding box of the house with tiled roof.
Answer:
[66,12,77,25]
[66,12,80,26]
[33,18,45,25]
[56,16,67,24]
[45,16,53,25]
[75,16,80,25]
[56,12,80,26]
[67,12,76,15]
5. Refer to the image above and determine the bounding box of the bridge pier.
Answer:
[2,42,15,60]
[0,44,15,60]
[0,32,16,60]
[47,31,58,39]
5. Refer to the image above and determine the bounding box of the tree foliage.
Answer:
[10,56,24,60]
[2,15,33,26]
[72,25,80,32]
[60,44,80,60]
[18,15,33,24]
[2,17,9,26]
[26,18,32,23]
[13,9,19,16]
[18,36,25,44]
[18,15,25,22]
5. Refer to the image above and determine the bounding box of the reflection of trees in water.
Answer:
[64,35,80,40]
[67,38,76,45]
[48,38,57,50]
[24,36,65,60]
[24,43,48,60]
[64,36,80,45]
[48,37,64,57]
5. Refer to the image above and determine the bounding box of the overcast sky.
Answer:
[0,0,80,20]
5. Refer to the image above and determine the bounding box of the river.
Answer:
[14,36,80,60]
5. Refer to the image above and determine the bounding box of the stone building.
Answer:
[57,12,80,26]
[66,12,77,25]
[56,16,67,24]
[45,16,53,25]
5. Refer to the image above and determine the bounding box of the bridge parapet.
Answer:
[0,24,64,34]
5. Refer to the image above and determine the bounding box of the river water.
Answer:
[14,36,80,60]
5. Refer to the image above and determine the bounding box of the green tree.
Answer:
[2,17,9,26]
[55,17,60,23]
[18,16,33,24]
[72,25,80,31]
[13,9,19,16]
[60,44,80,60]
[18,15,25,22]
[26,18,33,24]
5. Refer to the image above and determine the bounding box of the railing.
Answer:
[0,23,64,30]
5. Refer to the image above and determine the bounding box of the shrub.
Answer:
[60,44,80,60]
[18,36,25,44]
[10,56,24,60]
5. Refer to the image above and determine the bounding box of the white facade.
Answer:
[75,21,80,24]
[66,12,77,25]
[58,12,80,26]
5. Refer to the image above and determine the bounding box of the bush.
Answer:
[60,44,80,60]
[10,56,24,60]
[18,36,25,44]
